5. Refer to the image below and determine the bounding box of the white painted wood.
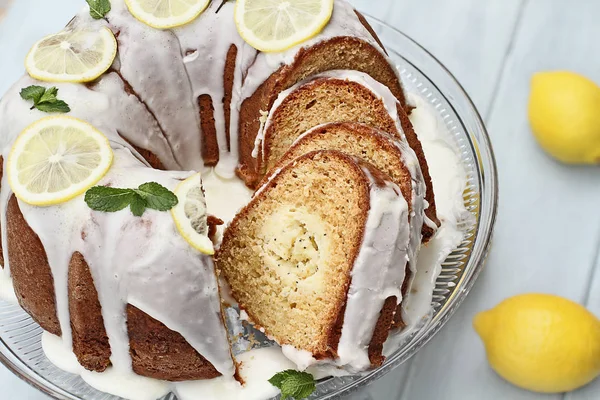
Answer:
[385,0,524,116]
[395,0,600,399]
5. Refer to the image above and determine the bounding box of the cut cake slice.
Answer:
[217,150,411,371]
[260,122,425,327]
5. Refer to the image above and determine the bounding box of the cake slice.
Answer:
[253,71,440,239]
[259,122,425,327]
[217,150,411,371]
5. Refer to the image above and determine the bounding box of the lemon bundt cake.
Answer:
[0,0,450,395]
[217,150,412,371]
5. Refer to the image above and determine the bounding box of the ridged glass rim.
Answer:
[0,13,498,400]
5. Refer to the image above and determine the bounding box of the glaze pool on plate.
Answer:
[0,14,497,400]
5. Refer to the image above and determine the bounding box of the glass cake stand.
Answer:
[0,14,498,400]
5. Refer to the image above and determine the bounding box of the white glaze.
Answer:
[105,1,204,171]
[202,168,254,242]
[0,268,17,304]
[400,94,475,326]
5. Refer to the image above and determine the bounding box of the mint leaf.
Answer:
[85,186,136,212]
[130,194,146,217]
[20,85,70,113]
[38,86,59,103]
[35,100,71,113]
[134,182,178,211]
[85,182,177,216]
[20,85,46,103]
[269,370,316,400]
[86,0,111,19]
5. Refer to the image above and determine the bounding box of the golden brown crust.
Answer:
[237,35,409,187]
[68,252,111,372]
[199,94,219,166]
[224,44,238,151]
[127,304,221,381]
[368,296,397,366]
[6,195,61,335]
[237,70,281,187]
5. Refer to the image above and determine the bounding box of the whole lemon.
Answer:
[474,294,600,393]
[528,71,600,163]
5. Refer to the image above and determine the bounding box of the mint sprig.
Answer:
[269,370,316,400]
[20,86,70,113]
[86,0,111,19]
[85,182,178,217]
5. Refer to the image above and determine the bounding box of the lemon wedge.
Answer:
[7,116,114,206]
[125,0,210,29]
[171,173,215,255]
[25,27,117,83]
[235,0,334,52]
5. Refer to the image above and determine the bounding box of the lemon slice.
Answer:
[7,116,114,206]
[125,0,211,29]
[25,27,117,83]
[235,0,334,52]
[171,173,215,255]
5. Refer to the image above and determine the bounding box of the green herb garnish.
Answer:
[20,85,70,113]
[85,182,178,217]
[269,370,316,400]
[86,0,111,19]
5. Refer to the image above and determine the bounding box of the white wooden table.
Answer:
[1,0,600,399]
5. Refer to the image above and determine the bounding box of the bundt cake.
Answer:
[216,150,412,372]
[0,0,453,397]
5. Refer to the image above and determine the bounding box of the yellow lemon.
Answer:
[171,173,215,255]
[235,0,334,52]
[474,294,600,393]
[7,116,113,206]
[528,71,600,164]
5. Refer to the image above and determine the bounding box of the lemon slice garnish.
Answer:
[234,0,334,52]
[25,27,117,83]
[171,173,215,255]
[125,0,211,29]
[7,116,114,206]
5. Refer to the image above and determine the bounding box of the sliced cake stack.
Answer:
[217,69,440,371]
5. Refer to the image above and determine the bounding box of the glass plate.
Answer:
[0,14,498,400]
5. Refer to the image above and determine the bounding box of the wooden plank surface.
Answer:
[390,0,600,399]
